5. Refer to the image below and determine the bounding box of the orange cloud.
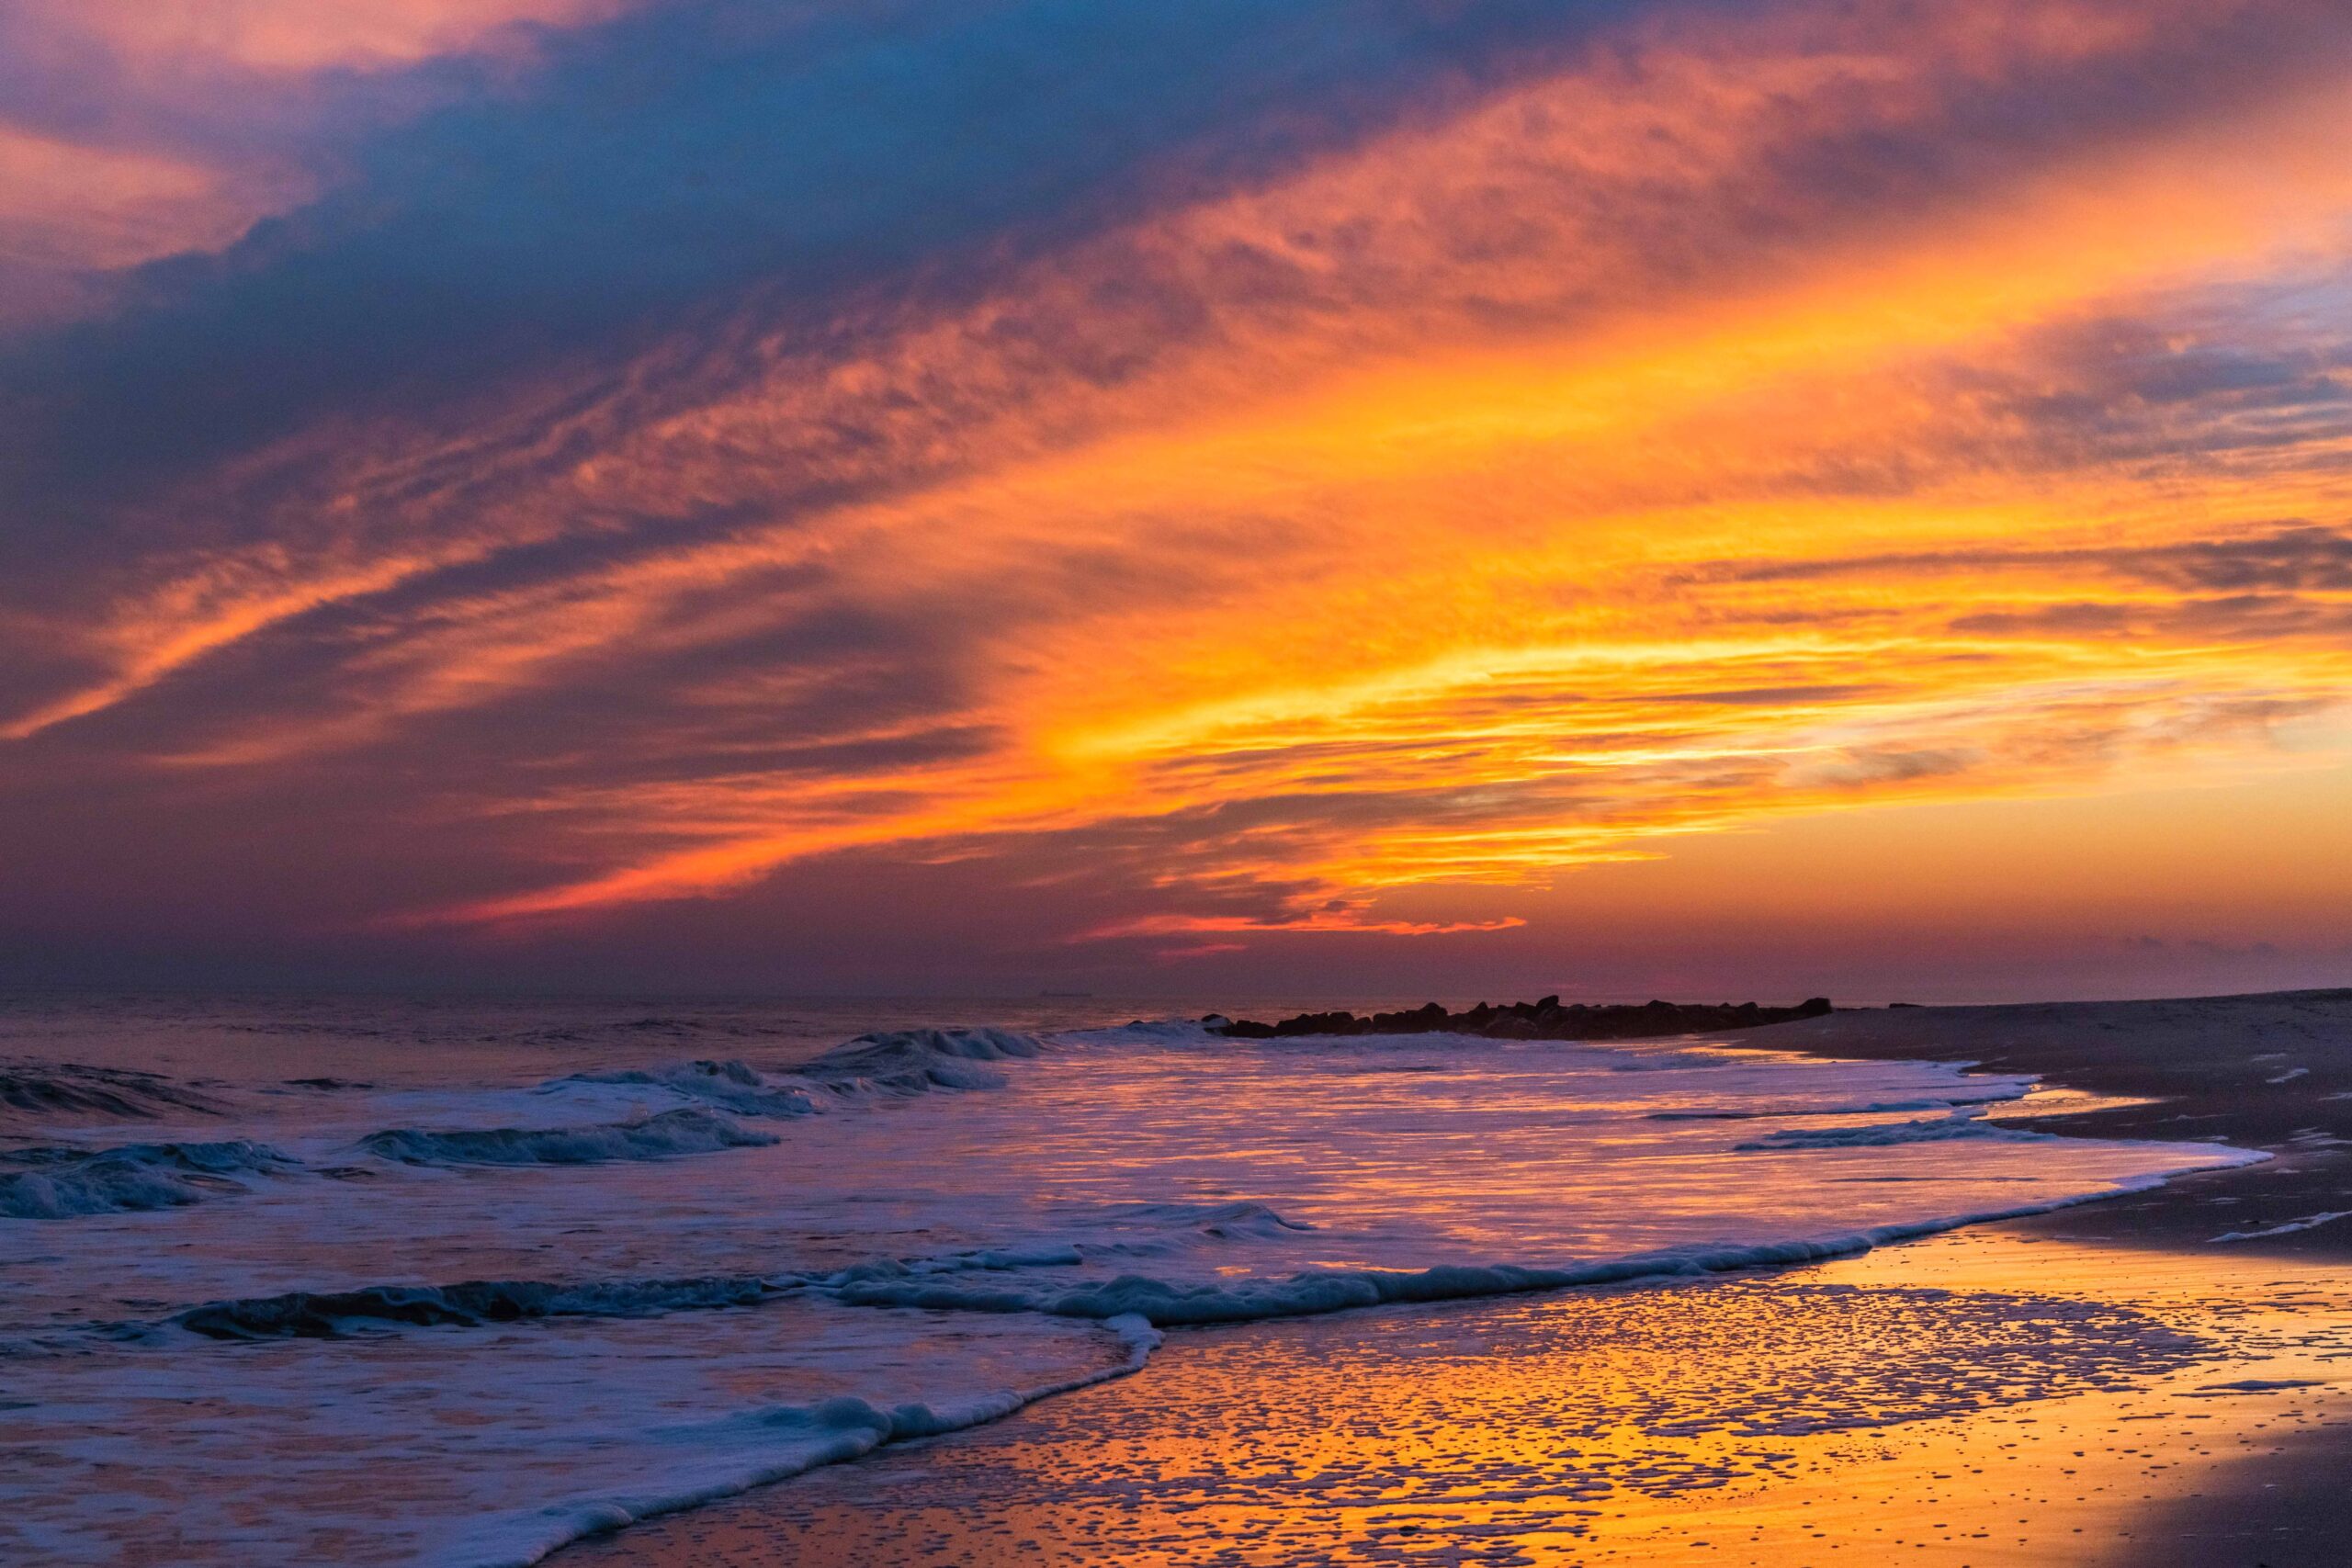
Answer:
[15,0,632,74]
[0,0,638,299]
[8,0,2352,952]
[0,126,265,277]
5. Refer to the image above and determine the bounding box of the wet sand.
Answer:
[567,990,2352,1568]
[1743,989,2352,1258]
[572,1231,2352,1567]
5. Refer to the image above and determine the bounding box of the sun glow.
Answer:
[4,0,2350,970]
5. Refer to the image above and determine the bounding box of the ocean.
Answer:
[0,993,2261,1566]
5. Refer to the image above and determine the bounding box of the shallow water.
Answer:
[0,995,2267,1566]
[580,1231,2352,1568]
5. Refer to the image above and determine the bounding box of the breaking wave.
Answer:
[362,1108,778,1167]
[0,1062,220,1120]
[1736,1111,2052,1152]
[0,1140,293,1219]
[6,1028,1054,1228]
[125,1204,1306,1347]
[560,1028,1048,1118]
[119,1159,2262,1357]
[561,1058,826,1119]
[168,1274,785,1340]
[1649,1090,2028,1122]
[799,1027,1046,1096]
[828,1174,2254,1326]
[451,1314,1161,1568]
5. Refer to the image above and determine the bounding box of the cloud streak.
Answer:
[3,0,2351,987]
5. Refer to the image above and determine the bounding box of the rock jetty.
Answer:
[1210,996,1831,1041]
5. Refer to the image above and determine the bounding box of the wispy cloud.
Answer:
[3,0,2350,985]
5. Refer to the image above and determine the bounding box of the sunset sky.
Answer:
[5,0,2350,999]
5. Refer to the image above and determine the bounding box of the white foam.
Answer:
[362,1108,778,1167]
[557,1028,1047,1116]
[447,1313,1159,1568]
[0,1140,293,1219]
[6,1293,1153,1568]
[2211,1210,2352,1242]
[828,1161,2263,1327]
[1735,1110,2050,1151]
[559,1059,825,1118]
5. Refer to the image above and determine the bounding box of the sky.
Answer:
[4,0,2350,1003]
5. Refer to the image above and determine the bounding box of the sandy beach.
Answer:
[1756,990,2352,1261]
[568,991,2352,1568]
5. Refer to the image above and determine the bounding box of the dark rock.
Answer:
[1209,996,1835,1043]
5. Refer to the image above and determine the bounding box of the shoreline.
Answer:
[1730,987,2352,1565]
[1725,988,2352,1258]
[574,1235,2352,1568]
[571,988,2352,1568]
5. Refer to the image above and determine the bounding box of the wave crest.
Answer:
[361,1108,779,1167]
[562,1059,825,1118]
[0,1140,292,1219]
[560,1029,1046,1121]
[802,1028,1046,1097]
[0,1062,220,1120]
[1736,1112,2048,1152]
[170,1274,781,1340]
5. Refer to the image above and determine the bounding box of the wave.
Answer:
[830,1162,2264,1327]
[167,1274,786,1340]
[129,1160,2238,1568]
[1734,1111,2051,1152]
[84,1127,2267,1348]
[559,1028,1048,1120]
[1082,1200,1316,1243]
[137,1250,1073,1348]
[7,1029,1050,1232]
[1649,1091,2027,1122]
[799,1027,1046,1097]
[2211,1209,2352,1243]
[361,1108,778,1168]
[452,1314,1160,1568]
[0,1140,292,1219]
[0,1062,220,1120]
[560,1058,826,1119]
[93,1201,1309,1347]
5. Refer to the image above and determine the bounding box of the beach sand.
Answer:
[1751,989,2352,1261]
[570,990,2352,1568]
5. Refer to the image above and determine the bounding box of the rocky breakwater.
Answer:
[1211,996,1832,1041]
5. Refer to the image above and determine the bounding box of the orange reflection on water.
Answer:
[571,1230,2352,1567]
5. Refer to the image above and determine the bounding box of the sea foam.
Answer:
[0,1140,293,1219]
[445,1314,1161,1568]
[361,1108,778,1167]
[1735,1110,2050,1151]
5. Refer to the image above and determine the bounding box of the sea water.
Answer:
[0,993,2260,1566]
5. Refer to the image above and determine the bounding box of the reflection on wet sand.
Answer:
[575,1227,2352,1568]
